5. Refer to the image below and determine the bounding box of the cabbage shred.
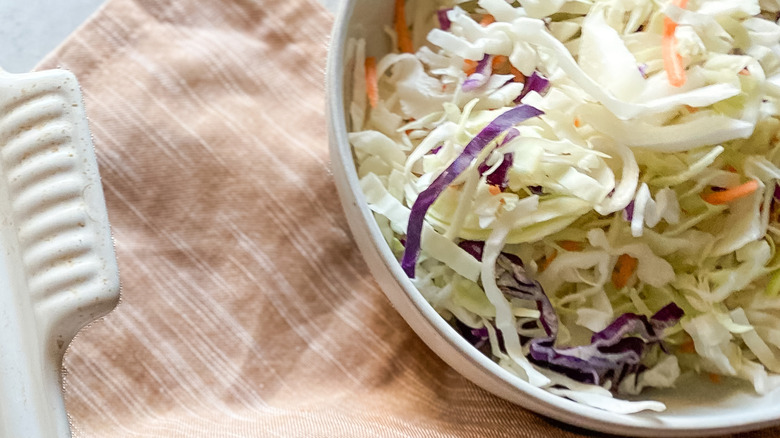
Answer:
[347,0,780,413]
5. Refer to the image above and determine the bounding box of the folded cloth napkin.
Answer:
[35,0,780,437]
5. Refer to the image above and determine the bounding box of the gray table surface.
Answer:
[0,0,340,73]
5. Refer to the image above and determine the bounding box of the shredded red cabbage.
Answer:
[401,104,544,277]
[515,71,550,103]
[638,63,649,78]
[483,154,512,188]
[457,240,485,260]
[623,200,635,221]
[478,128,518,189]
[460,239,524,266]
[455,319,490,352]
[496,254,683,387]
[463,54,493,92]
[437,8,452,31]
[455,224,682,387]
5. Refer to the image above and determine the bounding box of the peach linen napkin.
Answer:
[34,0,780,437]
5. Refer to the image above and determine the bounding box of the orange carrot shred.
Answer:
[463,59,479,75]
[724,165,738,173]
[680,337,696,353]
[510,66,525,83]
[662,0,688,87]
[492,55,508,70]
[488,184,501,195]
[397,119,415,136]
[612,254,638,289]
[394,0,414,53]
[701,180,759,205]
[558,240,584,252]
[573,117,582,128]
[538,250,558,273]
[709,373,722,384]
[480,14,495,26]
[404,118,415,135]
[365,57,379,108]
[684,104,699,113]
[739,67,751,76]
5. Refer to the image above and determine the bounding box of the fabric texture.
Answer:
[35,0,780,436]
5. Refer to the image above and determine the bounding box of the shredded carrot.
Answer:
[612,254,638,289]
[480,14,495,26]
[365,57,379,108]
[680,337,696,353]
[403,117,416,135]
[463,59,479,76]
[684,104,699,113]
[724,165,738,173]
[573,117,582,128]
[557,240,584,252]
[662,0,688,87]
[538,250,558,273]
[709,373,722,384]
[491,55,508,70]
[701,180,759,205]
[488,184,501,195]
[739,67,751,76]
[394,0,414,53]
[510,66,525,83]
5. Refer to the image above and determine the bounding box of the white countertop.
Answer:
[0,0,340,73]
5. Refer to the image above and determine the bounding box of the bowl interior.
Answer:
[326,1,780,436]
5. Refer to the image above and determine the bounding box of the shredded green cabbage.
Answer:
[347,0,780,414]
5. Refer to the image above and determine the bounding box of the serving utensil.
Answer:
[0,66,119,437]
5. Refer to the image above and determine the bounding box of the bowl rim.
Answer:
[325,1,780,435]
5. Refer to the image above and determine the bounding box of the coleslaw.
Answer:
[347,0,780,413]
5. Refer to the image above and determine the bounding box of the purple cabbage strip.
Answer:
[400,104,544,278]
[455,247,684,387]
[437,8,452,31]
[528,304,683,386]
[774,183,780,201]
[638,63,649,78]
[622,200,635,222]
[497,256,558,338]
[458,240,485,261]
[477,128,519,189]
[483,154,513,188]
[515,71,550,103]
[495,254,684,388]
[460,239,523,267]
[500,127,521,145]
[462,54,493,92]
[455,319,490,351]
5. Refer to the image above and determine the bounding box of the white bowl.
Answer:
[326,2,780,436]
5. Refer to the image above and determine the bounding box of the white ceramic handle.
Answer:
[0,68,120,437]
